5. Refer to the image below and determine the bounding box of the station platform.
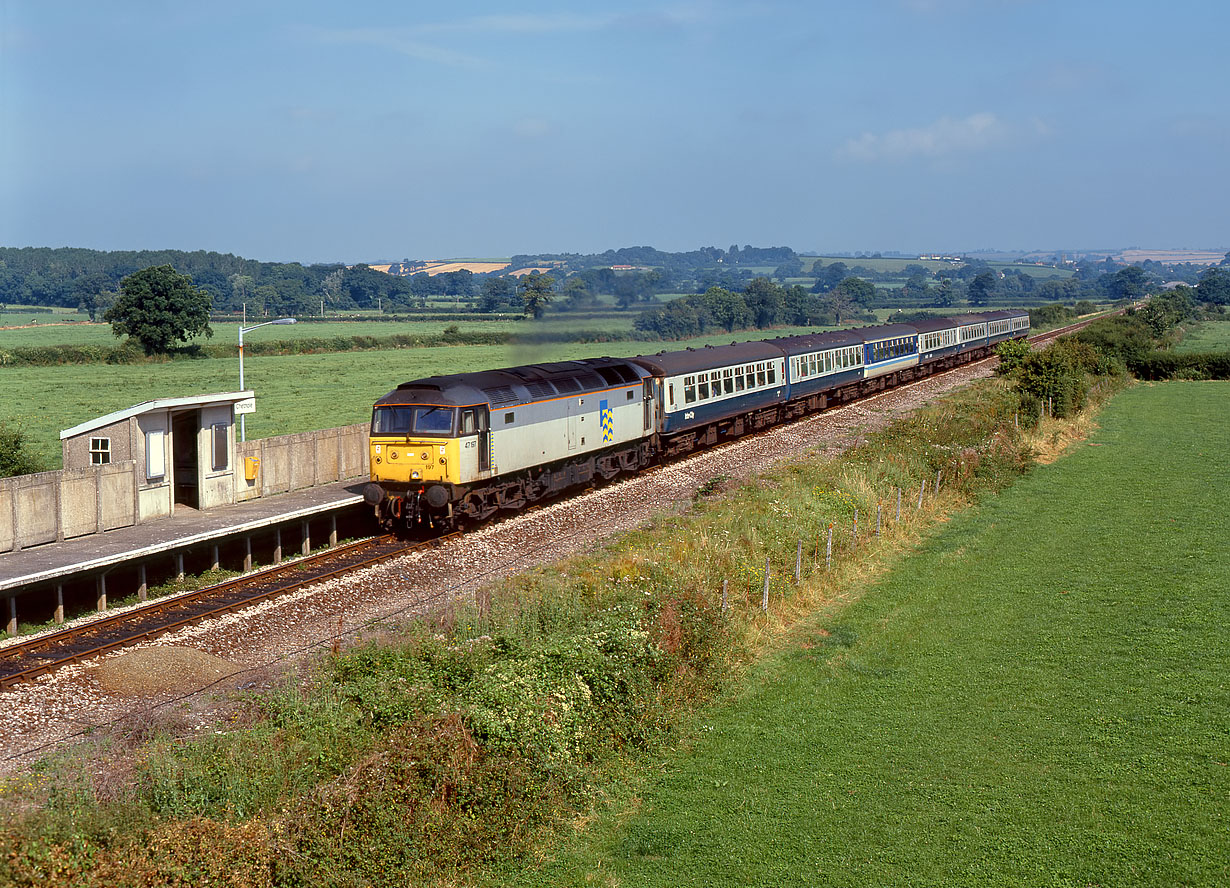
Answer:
[0,480,368,597]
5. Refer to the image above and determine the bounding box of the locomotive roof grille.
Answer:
[524,380,557,398]
[482,385,519,406]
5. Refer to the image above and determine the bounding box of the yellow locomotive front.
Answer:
[365,401,465,528]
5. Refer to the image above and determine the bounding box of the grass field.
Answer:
[2,323,841,468]
[1175,319,1230,353]
[512,381,1229,887]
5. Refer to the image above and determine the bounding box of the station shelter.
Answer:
[59,392,255,519]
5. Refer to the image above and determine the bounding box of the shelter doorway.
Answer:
[172,411,200,510]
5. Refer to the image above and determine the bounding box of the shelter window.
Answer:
[211,423,229,471]
[89,437,111,466]
[145,429,166,480]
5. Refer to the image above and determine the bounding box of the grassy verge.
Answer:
[0,365,1111,886]
[512,381,1229,887]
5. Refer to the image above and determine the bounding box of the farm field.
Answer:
[0,317,537,349]
[1175,319,1230,353]
[2,323,841,468]
[512,381,1229,887]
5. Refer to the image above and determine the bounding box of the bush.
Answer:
[0,424,44,477]
[1072,314,1156,365]
[1128,351,1230,380]
[1011,344,1090,418]
[994,338,1032,376]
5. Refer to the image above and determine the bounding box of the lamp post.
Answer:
[238,317,297,441]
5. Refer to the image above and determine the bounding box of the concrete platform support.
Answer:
[211,545,220,572]
[55,584,64,624]
[176,553,185,582]
[329,515,337,548]
[301,521,310,556]
[96,574,107,612]
[244,536,253,572]
[7,597,15,637]
[137,565,147,602]
[274,528,282,565]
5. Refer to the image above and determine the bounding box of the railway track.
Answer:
[0,532,459,688]
[0,317,1096,690]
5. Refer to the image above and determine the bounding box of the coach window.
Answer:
[755,364,765,387]
[734,369,745,392]
[723,368,734,394]
[767,363,776,384]
[684,377,696,404]
[698,374,710,400]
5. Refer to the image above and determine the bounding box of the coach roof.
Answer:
[627,340,784,376]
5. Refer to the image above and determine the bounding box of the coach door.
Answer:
[643,379,655,431]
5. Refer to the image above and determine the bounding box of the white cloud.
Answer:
[837,112,1009,162]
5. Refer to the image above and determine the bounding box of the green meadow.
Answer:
[1176,319,1230,353]
[512,381,1229,887]
[2,324,839,469]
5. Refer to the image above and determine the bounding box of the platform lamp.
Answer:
[238,317,297,441]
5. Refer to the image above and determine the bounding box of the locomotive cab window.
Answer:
[460,409,477,435]
[372,406,455,436]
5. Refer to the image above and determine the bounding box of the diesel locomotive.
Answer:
[363,310,1029,530]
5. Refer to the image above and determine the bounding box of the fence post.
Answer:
[762,556,770,613]
[876,502,882,537]
[896,487,901,522]
[826,525,833,570]
[852,509,859,550]
[917,480,926,511]
[795,539,802,583]
[721,578,728,611]
[935,469,942,495]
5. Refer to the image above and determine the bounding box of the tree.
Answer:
[1196,267,1230,305]
[479,276,519,312]
[833,276,876,307]
[518,271,555,319]
[104,265,213,355]
[968,271,997,306]
[1106,266,1150,303]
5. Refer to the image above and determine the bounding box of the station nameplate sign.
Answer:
[234,398,257,415]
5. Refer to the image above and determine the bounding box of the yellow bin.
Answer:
[244,456,261,481]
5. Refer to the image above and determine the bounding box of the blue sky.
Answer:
[2,1,1227,264]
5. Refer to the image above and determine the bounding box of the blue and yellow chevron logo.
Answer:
[600,399,613,442]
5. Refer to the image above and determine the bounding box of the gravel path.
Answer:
[0,358,996,773]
